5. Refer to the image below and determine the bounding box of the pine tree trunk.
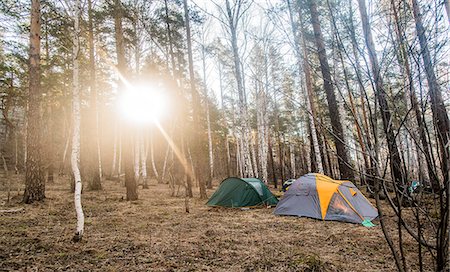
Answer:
[307,0,353,179]
[183,0,206,198]
[23,0,45,204]
[444,0,450,26]
[357,0,404,185]
[111,121,117,178]
[290,142,296,178]
[124,126,138,200]
[86,0,101,190]
[348,3,376,188]
[390,0,432,184]
[287,0,323,174]
[71,0,84,242]
[336,42,369,184]
[115,0,137,200]
[357,0,406,270]
[226,135,231,177]
[134,130,141,183]
[411,0,449,268]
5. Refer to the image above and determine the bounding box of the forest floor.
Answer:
[0,175,434,271]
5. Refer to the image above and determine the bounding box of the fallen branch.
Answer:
[0,208,24,213]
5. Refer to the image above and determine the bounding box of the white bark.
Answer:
[71,0,84,240]
[236,137,243,177]
[118,127,122,178]
[96,110,102,180]
[256,83,269,183]
[134,130,141,182]
[111,121,117,177]
[251,132,258,177]
[200,42,214,181]
[304,135,311,173]
[242,121,254,177]
[161,143,170,182]
[150,129,159,180]
[206,102,214,180]
[290,142,296,178]
[140,129,147,183]
[226,135,231,176]
[61,130,70,173]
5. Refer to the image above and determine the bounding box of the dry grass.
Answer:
[0,176,434,271]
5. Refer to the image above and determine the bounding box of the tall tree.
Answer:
[410,0,449,268]
[71,0,84,242]
[23,0,45,204]
[357,0,407,270]
[183,0,207,198]
[222,0,254,177]
[86,0,102,190]
[115,0,137,200]
[287,0,323,174]
[307,0,353,179]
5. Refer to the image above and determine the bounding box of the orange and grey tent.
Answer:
[274,173,378,224]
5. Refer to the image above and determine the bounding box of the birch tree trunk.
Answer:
[150,129,160,183]
[206,102,214,187]
[200,42,214,188]
[251,133,258,178]
[256,87,268,183]
[23,0,45,204]
[140,130,148,189]
[71,0,84,242]
[161,142,170,183]
[224,0,253,178]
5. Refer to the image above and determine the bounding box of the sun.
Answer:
[118,84,167,124]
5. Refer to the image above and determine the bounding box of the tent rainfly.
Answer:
[207,177,279,207]
[274,173,378,224]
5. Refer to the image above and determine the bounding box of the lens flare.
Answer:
[118,85,167,124]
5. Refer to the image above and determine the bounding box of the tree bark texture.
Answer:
[115,0,137,200]
[411,0,449,268]
[357,0,404,186]
[24,0,45,204]
[307,0,353,179]
[86,0,102,190]
[71,0,84,242]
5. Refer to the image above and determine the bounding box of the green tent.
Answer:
[207,177,279,207]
